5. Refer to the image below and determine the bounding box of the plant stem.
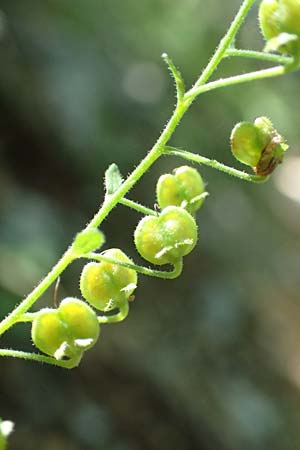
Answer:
[87,104,189,231]
[0,0,274,345]
[225,48,292,65]
[97,300,129,324]
[83,0,258,230]
[0,249,74,336]
[185,65,286,100]
[86,253,183,280]
[193,0,256,89]
[16,313,38,323]
[0,103,186,337]
[84,0,260,231]
[162,53,185,102]
[119,198,157,216]
[0,348,82,369]
[164,146,268,183]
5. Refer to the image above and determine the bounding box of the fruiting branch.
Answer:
[0,0,298,367]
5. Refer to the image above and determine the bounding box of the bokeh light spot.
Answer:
[122,62,165,104]
[274,156,300,204]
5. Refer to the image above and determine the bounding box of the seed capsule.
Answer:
[156,166,206,215]
[230,117,288,175]
[80,248,137,311]
[134,206,198,265]
[31,297,100,359]
[259,0,300,55]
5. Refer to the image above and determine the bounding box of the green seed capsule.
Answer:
[282,0,300,34]
[134,205,198,265]
[259,0,300,54]
[80,248,137,311]
[230,116,288,175]
[259,0,282,39]
[156,166,206,215]
[31,297,100,359]
[230,121,267,167]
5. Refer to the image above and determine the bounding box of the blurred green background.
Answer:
[1,1,300,449]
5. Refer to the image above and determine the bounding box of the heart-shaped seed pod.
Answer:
[31,297,100,359]
[134,205,198,265]
[230,117,288,175]
[259,0,300,55]
[156,166,206,215]
[80,248,137,311]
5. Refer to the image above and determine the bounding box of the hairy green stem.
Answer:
[0,0,285,352]
[193,0,256,88]
[119,198,157,216]
[86,253,183,280]
[0,249,74,336]
[0,103,184,336]
[162,53,185,102]
[87,102,190,231]
[0,98,187,338]
[16,312,38,323]
[97,300,129,324]
[164,146,268,183]
[0,348,82,369]
[186,65,286,100]
[225,48,292,64]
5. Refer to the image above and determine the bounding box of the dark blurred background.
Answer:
[1,1,300,449]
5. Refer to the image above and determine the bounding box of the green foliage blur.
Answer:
[0,1,300,449]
